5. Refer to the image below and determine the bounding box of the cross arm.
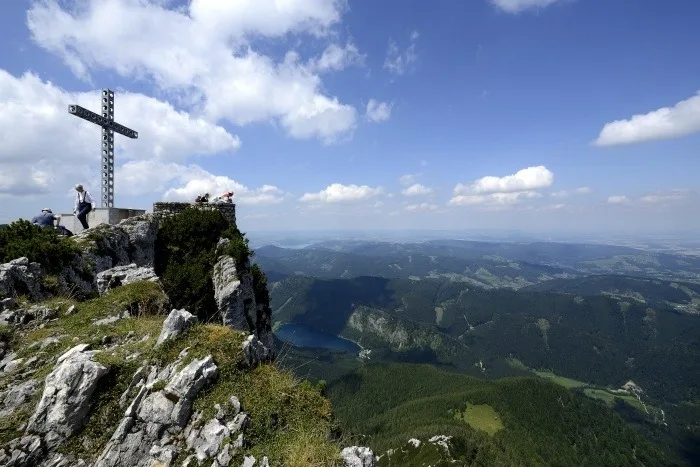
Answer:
[68,104,138,139]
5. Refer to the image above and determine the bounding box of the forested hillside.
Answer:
[270,272,700,464]
[327,363,668,466]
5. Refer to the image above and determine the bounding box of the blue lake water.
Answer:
[275,323,360,352]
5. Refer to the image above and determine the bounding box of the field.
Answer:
[455,403,504,436]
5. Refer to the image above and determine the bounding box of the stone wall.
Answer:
[152,202,236,225]
[60,208,147,234]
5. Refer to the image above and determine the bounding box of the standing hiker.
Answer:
[73,184,95,230]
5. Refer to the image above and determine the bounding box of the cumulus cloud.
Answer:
[405,203,438,212]
[399,174,420,186]
[0,70,239,198]
[366,99,392,123]
[384,30,419,76]
[26,0,358,144]
[450,166,552,206]
[308,42,364,72]
[550,190,569,198]
[575,186,592,193]
[299,183,383,203]
[455,166,553,195]
[401,183,434,196]
[594,91,700,146]
[162,169,286,205]
[449,191,542,206]
[490,0,568,13]
[607,196,630,204]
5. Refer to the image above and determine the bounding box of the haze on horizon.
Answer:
[1,0,699,235]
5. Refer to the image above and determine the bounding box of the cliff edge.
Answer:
[0,207,375,467]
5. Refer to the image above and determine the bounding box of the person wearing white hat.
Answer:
[73,184,95,229]
[31,208,61,228]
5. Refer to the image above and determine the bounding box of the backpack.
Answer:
[56,226,73,237]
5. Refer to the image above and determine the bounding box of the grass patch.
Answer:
[153,324,341,465]
[584,388,645,411]
[533,370,587,389]
[455,403,504,436]
[24,281,168,347]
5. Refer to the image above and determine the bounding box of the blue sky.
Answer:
[1,0,699,234]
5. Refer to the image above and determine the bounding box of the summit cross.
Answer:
[68,89,139,208]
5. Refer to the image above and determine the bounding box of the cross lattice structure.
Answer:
[68,89,138,208]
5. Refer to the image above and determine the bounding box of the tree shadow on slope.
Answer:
[292,276,395,335]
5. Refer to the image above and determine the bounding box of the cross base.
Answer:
[60,207,147,234]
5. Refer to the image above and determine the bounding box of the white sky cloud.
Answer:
[594,91,700,146]
[299,183,384,203]
[366,99,393,123]
[162,170,286,205]
[26,0,358,144]
[490,0,567,14]
[450,166,552,206]
[401,183,434,196]
[399,174,421,186]
[454,166,554,195]
[639,192,687,203]
[308,42,365,72]
[449,191,542,206]
[384,31,419,76]
[405,203,438,212]
[551,186,591,198]
[0,70,239,198]
[607,195,630,204]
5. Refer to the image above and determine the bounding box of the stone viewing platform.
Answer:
[60,207,147,234]
[153,202,236,225]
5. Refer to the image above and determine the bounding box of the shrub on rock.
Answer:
[154,208,254,322]
[0,220,79,274]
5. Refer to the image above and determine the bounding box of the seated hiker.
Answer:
[220,190,234,203]
[31,208,61,228]
[73,183,95,230]
[195,193,210,203]
[212,191,234,204]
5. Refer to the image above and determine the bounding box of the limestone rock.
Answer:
[0,379,38,418]
[0,257,44,301]
[212,253,254,331]
[118,215,160,266]
[0,434,45,467]
[155,309,198,347]
[341,446,377,467]
[186,418,229,462]
[60,214,160,297]
[213,247,274,357]
[26,345,108,447]
[95,356,219,467]
[73,226,131,274]
[96,264,160,295]
[1,297,17,311]
[242,334,273,367]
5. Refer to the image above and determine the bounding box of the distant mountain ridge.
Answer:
[255,239,700,286]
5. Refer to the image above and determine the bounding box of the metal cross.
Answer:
[68,89,138,208]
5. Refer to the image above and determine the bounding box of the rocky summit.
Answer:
[0,208,375,467]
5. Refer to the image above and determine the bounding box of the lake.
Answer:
[275,323,360,352]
